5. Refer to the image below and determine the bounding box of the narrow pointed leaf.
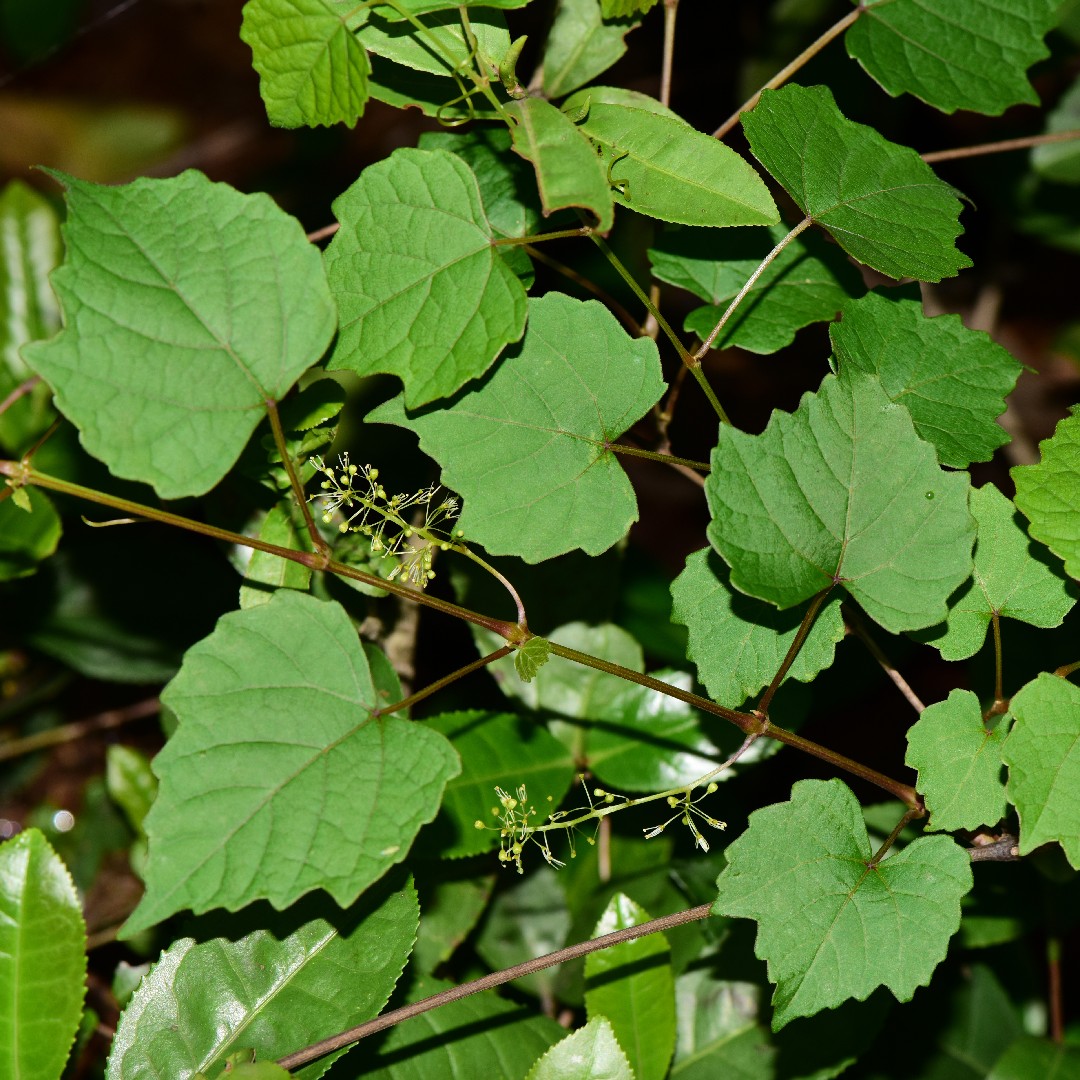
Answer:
[846,0,1058,115]
[705,372,975,633]
[107,885,418,1080]
[368,293,665,562]
[123,590,459,934]
[325,148,527,407]
[240,0,370,128]
[357,7,510,77]
[527,1017,634,1080]
[831,290,1021,467]
[1003,673,1080,869]
[713,779,972,1029]
[905,689,1010,832]
[542,0,640,99]
[577,103,778,227]
[0,829,86,1080]
[1012,408,1080,581]
[915,484,1076,660]
[23,171,337,498]
[742,84,971,281]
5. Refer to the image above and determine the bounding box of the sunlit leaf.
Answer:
[542,0,641,98]
[527,1017,634,1080]
[0,484,61,580]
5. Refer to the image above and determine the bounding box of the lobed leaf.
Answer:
[742,85,971,282]
[542,0,641,99]
[527,1017,634,1080]
[713,779,973,1029]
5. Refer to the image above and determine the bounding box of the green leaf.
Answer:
[671,547,845,707]
[238,502,312,608]
[577,103,778,228]
[845,0,1058,115]
[0,829,86,1080]
[705,371,975,633]
[601,0,657,15]
[123,590,460,935]
[506,97,614,232]
[542,0,641,99]
[107,885,418,1079]
[0,484,61,580]
[905,689,1010,832]
[324,148,527,407]
[106,744,158,838]
[240,0,370,128]
[742,85,972,282]
[364,53,500,119]
[412,871,495,974]
[561,85,682,121]
[368,293,665,562]
[651,222,863,354]
[989,1036,1080,1079]
[379,0,532,14]
[527,1017,635,1080]
[1003,672,1080,869]
[516,636,552,682]
[0,180,61,452]
[1012,408,1080,581]
[831,290,1022,468]
[1032,78,1080,184]
[423,711,575,858]
[357,7,510,77]
[713,779,973,1029]
[585,894,676,1080]
[23,171,337,499]
[914,484,1077,660]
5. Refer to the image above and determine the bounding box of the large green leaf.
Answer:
[23,171,336,498]
[0,485,61,580]
[527,1017,633,1080]
[831,290,1021,468]
[0,829,86,1080]
[1012,407,1080,581]
[846,0,1058,115]
[240,0,370,128]
[324,148,527,407]
[577,102,778,228]
[585,894,676,1080]
[915,484,1077,660]
[368,293,665,562]
[705,372,975,633]
[713,779,972,1029]
[107,885,417,1079]
[1003,673,1080,869]
[742,85,971,282]
[542,0,640,99]
[123,590,460,935]
[905,689,1010,832]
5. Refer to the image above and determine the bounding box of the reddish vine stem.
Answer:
[991,610,1005,711]
[757,587,831,715]
[922,128,1080,164]
[0,375,41,418]
[660,0,679,108]
[372,646,514,717]
[844,604,926,714]
[264,397,329,557]
[870,807,921,864]
[1048,936,1064,1044]
[276,903,714,1071]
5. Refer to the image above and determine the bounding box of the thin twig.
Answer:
[922,128,1080,164]
[757,588,831,715]
[372,646,514,717]
[0,697,160,762]
[968,833,1021,862]
[306,223,339,243]
[845,606,925,714]
[0,376,41,418]
[660,0,679,108]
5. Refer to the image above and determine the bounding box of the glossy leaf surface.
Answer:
[527,1017,633,1080]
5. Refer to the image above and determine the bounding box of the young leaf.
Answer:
[527,1017,634,1080]
[1003,672,1080,869]
[905,689,1010,832]
[123,590,460,935]
[0,829,86,1080]
[542,0,640,99]
[238,501,312,609]
[845,0,1058,115]
[671,547,845,707]
[240,0,370,128]
[585,894,676,1080]
[515,635,552,682]
[914,484,1077,661]
[368,293,665,562]
[576,103,779,228]
[107,885,418,1079]
[23,171,337,499]
[831,290,1022,468]
[1012,407,1080,581]
[742,85,971,282]
[713,779,973,1029]
[324,148,527,407]
[506,97,614,231]
[705,372,975,633]
[0,484,61,580]
[651,223,864,355]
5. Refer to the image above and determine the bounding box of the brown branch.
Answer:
[922,128,1080,164]
[0,697,159,762]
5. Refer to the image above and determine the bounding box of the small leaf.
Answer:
[527,1017,634,1080]
[324,148,527,407]
[1012,407,1080,581]
[585,894,676,1080]
[713,779,973,1029]
[0,484,61,580]
[368,293,665,562]
[0,829,86,1080]
[542,0,641,99]
[914,484,1077,660]
[516,636,552,682]
[106,744,158,838]
[742,84,971,281]
[905,689,1010,832]
[238,501,312,609]
[706,372,975,633]
[240,0,370,128]
[846,0,1058,115]
[506,97,614,231]
[23,171,337,498]
[1003,672,1080,869]
[831,290,1022,468]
